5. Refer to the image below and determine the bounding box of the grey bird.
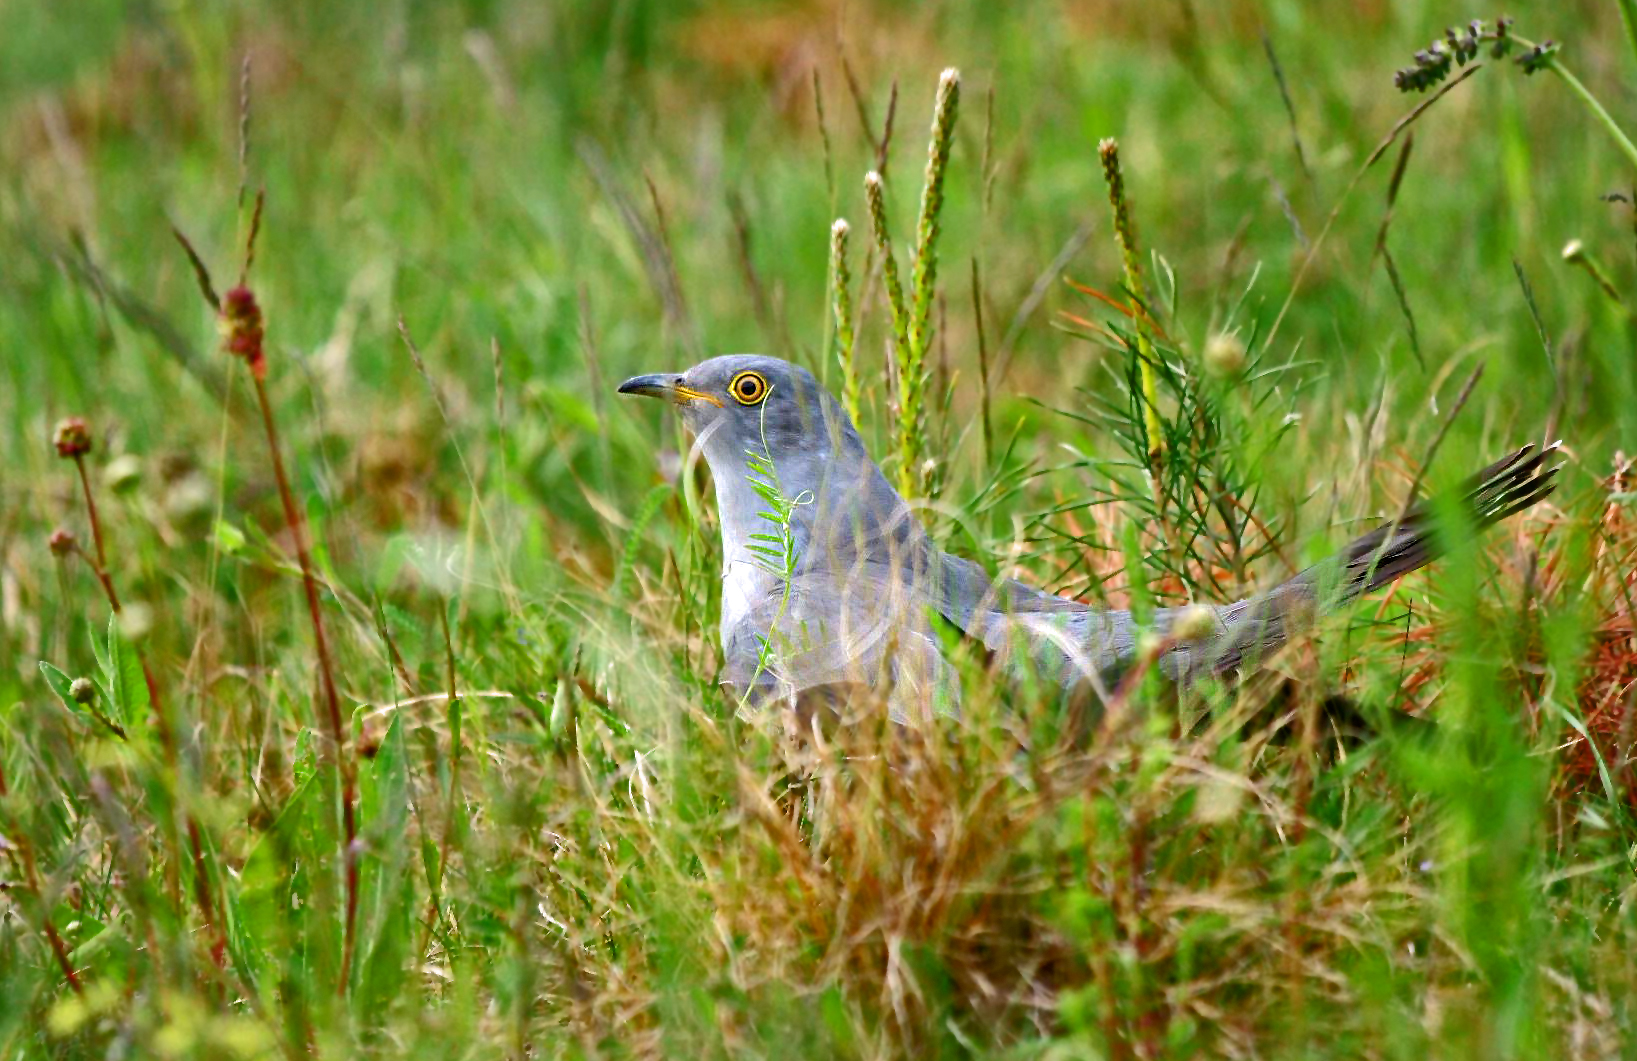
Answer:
[620,354,1559,719]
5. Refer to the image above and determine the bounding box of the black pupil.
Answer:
[739,377,758,396]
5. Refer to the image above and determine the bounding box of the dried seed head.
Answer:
[117,602,154,643]
[831,218,850,238]
[104,454,143,494]
[220,285,267,379]
[1171,604,1219,642]
[53,417,92,459]
[1204,331,1248,377]
[48,528,78,557]
[69,677,96,704]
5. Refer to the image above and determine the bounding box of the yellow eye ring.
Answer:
[728,370,769,406]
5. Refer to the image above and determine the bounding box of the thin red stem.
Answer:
[73,457,108,572]
[0,757,83,993]
[40,903,83,994]
[252,375,358,993]
[68,469,224,965]
[77,546,123,614]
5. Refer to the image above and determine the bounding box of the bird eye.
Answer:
[728,370,769,406]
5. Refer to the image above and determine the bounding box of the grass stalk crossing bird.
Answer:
[620,355,1560,720]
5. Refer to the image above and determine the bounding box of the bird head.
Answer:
[617,354,862,479]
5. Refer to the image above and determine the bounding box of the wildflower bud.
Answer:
[104,454,143,495]
[1170,604,1218,642]
[1203,331,1247,377]
[48,528,78,557]
[1561,239,1585,264]
[220,285,267,379]
[53,417,92,459]
[69,678,96,704]
[1137,632,1166,663]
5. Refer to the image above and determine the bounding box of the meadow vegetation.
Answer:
[3,1,1637,1056]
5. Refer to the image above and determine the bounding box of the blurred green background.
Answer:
[3,1,1636,1057]
[4,0,1633,531]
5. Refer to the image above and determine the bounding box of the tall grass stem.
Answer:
[1545,57,1637,171]
[1616,0,1637,80]
[251,374,359,993]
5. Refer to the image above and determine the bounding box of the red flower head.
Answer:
[220,285,266,379]
[53,417,92,459]
[48,527,78,557]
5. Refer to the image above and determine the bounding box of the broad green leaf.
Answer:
[38,661,82,715]
[105,614,150,730]
[293,728,317,787]
[355,712,413,1004]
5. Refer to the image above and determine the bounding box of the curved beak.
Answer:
[617,373,723,407]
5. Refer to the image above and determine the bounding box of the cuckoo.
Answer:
[620,355,1559,719]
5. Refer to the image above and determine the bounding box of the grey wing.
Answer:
[929,550,1143,695]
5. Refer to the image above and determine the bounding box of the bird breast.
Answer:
[719,557,781,642]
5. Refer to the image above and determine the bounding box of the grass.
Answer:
[2,1,1637,1057]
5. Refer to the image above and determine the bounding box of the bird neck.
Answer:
[708,432,924,580]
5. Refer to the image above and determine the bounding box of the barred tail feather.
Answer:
[1336,441,1562,602]
[1204,442,1561,677]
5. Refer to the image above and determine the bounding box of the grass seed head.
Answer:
[1517,40,1560,74]
[830,217,860,426]
[1393,16,1534,91]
